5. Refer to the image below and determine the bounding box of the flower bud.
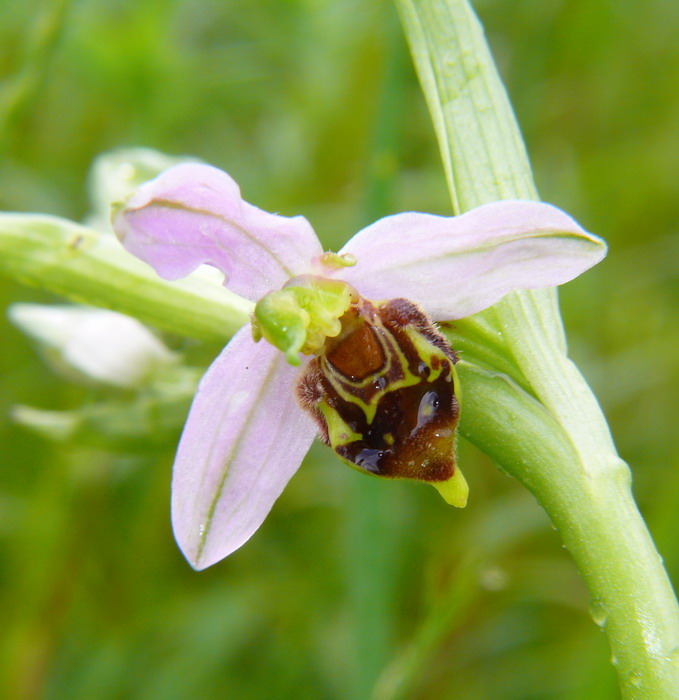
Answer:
[9,304,176,388]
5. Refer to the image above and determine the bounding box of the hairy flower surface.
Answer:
[113,163,605,569]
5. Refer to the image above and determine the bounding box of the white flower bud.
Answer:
[9,304,175,388]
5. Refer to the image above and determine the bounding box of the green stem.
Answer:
[457,363,679,697]
[396,0,679,696]
[0,213,250,342]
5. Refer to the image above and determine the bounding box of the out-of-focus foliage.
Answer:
[0,0,677,698]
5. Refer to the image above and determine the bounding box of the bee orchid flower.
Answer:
[113,163,606,570]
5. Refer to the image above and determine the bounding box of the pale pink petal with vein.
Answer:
[113,163,322,301]
[338,201,606,320]
[171,326,317,569]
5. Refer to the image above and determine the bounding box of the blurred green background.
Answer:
[1,0,678,698]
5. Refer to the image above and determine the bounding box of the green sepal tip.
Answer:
[432,467,468,507]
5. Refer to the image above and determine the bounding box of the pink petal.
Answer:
[337,201,606,320]
[171,326,317,569]
[113,164,322,301]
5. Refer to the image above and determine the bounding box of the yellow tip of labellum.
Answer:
[432,468,468,508]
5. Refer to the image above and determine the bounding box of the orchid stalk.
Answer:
[395,0,679,697]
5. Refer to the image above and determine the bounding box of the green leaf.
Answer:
[395,0,537,213]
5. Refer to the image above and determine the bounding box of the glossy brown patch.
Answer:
[326,321,385,381]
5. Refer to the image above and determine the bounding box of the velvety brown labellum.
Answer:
[297,297,460,484]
